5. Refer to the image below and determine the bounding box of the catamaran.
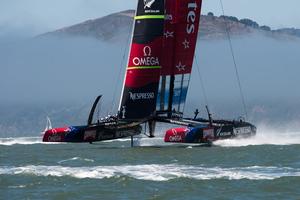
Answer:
[43,0,256,144]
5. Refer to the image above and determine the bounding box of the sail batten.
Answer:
[135,15,165,20]
[127,66,161,70]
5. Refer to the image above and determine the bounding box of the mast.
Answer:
[118,4,138,115]
[167,75,175,118]
[159,76,166,110]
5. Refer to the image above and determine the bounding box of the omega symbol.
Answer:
[143,46,152,56]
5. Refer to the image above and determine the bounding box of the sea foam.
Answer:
[57,157,94,164]
[1,164,299,181]
[0,137,47,146]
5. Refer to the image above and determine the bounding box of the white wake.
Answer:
[214,123,300,147]
[57,157,95,164]
[0,137,55,146]
[0,164,299,181]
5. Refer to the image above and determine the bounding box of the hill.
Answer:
[41,10,300,41]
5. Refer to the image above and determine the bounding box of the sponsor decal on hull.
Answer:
[216,128,232,137]
[203,128,214,140]
[167,128,187,142]
[164,127,189,143]
[169,135,183,142]
[47,134,63,142]
[233,127,252,136]
[171,112,183,119]
[84,130,97,141]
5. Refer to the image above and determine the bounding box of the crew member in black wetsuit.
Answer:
[194,109,199,119]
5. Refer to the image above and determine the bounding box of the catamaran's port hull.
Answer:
[42,124,142,143]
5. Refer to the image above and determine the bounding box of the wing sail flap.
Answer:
[158,0,203,116]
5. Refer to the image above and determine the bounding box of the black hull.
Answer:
[205,122,256,143]
[42,121,142,143]
[84,123,142,143]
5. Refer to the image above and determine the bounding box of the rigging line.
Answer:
[110,26,132,113]
[219,0,248,119]
[194,53,209,108]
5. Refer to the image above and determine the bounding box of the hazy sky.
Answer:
[0,0,299,36]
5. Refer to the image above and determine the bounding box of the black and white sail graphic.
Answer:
[119,0,165,120]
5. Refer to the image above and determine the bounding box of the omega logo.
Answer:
[132,46,160,66]
[143,46,152,56]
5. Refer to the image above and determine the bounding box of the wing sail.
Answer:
[157,0,203,117]
[119,0,165,120]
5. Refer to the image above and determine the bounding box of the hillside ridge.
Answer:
[41,10,300,41]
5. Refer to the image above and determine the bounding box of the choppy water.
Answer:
[1,127,300,199]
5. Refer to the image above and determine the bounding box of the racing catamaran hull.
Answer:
[42,95,143,143]
[164,119,256,144]
[42,122,142,143]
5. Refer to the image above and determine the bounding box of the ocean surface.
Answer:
[1,126,300,200]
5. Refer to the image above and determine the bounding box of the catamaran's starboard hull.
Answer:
[42,124,142,143]
[164,122,256,144]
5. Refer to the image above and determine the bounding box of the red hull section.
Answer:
[164,126,214,143]
[164,123,256,144]
[43,127,69,142]
[164,127,189,143]
[43,126,87,143]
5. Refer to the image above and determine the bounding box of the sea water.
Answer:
[1,126,300,200]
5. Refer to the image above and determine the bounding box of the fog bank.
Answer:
[0,35,300,136]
